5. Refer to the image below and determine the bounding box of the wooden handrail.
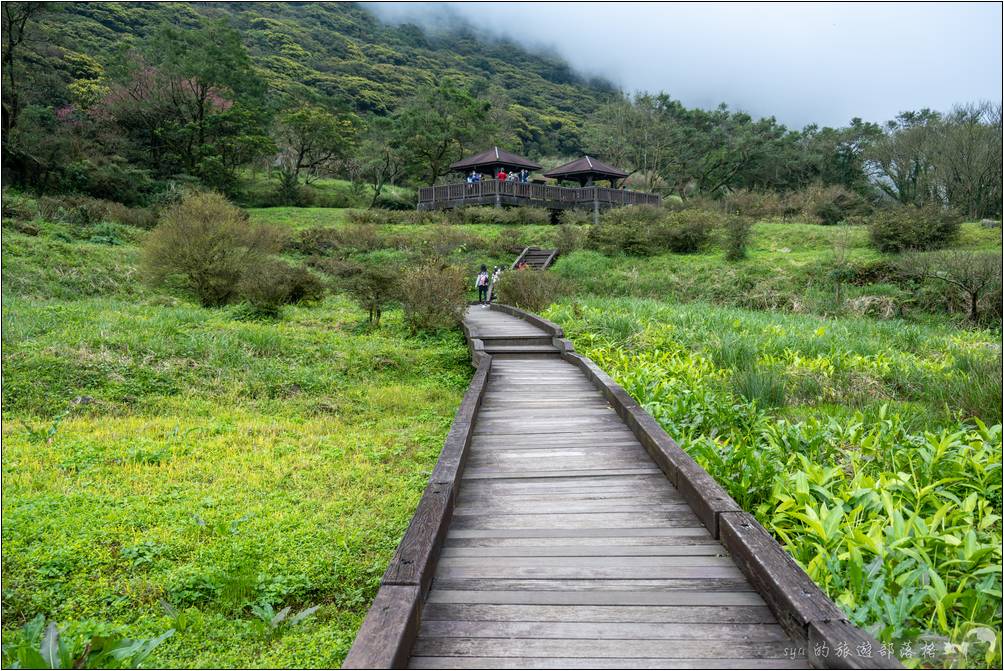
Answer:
[417,180,659,207]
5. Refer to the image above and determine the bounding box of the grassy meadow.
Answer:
[1,218,470,666]
[3,198,1002,667]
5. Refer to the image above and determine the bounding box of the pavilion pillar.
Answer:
[593,188,599,225]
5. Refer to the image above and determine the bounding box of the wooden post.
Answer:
[593,187,599,225]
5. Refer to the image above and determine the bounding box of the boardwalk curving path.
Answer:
[408,306,807,669]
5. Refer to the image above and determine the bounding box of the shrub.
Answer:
[495,268,565,312]
[238,260,324,317]
[558,209,593,226]
[723,215,754,261]
[104,201,158,229]
[587,206,662,256]
[652,209,720,253]
[868,205,962,253]
[902,250,1002,323]
[554,224,585,252]
[289,224,382,256]
[399,262,467,332]
[316,259,399,325]
[143,192,282,307]
[807,185,871,225]
[723,189,782,219]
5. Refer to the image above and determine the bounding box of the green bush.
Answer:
[587,205,662,255]
[143,191,282,307]
[723,189,781,219]
[237,260,325,317]
[723,215,753,261]
[495,268,565,312]
[312,258,399,325]
[653,209,720,253]
[399,262,467,332]
[289,224,382,255]
[868,205,962,253]
[554,223,585,252]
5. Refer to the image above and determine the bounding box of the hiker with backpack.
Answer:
[475,264,491,304]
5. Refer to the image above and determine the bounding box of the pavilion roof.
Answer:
[543,155,629,180]
[450,146,542,172]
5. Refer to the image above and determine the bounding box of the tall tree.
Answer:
[865,109,941,207]
[392,80,491,185]
[273,106,357,203]
[933,102,1002,218]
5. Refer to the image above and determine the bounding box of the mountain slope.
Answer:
[42,1,618,156]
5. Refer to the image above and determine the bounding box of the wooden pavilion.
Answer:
[543,155,629,187]
[449,146,542,179]
[417,147,659,219]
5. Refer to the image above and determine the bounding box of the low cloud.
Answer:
[368,2,1003,129]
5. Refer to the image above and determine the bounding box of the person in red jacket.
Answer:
[496,168,507,181]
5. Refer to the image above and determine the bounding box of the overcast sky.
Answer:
[369,2,1003,129]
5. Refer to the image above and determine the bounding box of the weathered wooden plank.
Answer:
[435,565,744,580]
[444,530,714,547]
[447,526,707,539]
[420,603,779,624]
[449,511,702,530]
[342,584,421,669]
[454,502,692,514]
[381,486,452,595]
[431,578,755,593]
[426,590,768,606]
[409,656,807,669]
[418,620,789,642]
[440,544,721,558]
[461,467,661,481]
[719,512,845,634]
[410,637,795,659]
[437,555,732,568]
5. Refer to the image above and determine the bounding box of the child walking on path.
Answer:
[475,265,490,304]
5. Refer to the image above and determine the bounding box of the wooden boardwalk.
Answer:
[408,307,806,669]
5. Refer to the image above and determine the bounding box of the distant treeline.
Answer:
[2,2,1001,217]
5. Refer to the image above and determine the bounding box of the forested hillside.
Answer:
[4,2,1001,215]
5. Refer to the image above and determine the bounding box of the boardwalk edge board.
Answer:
[345,304,902,669]
[343,355,492,669]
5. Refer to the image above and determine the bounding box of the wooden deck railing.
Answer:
[417,180,660,209]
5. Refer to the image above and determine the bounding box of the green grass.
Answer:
[2,224,470,666]
[3,200,1000,666]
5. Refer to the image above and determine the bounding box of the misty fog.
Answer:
[368,2,1003,129]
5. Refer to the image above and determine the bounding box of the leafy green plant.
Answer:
[250,602,320,634]
[1,615,173,669]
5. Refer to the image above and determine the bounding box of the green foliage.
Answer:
[315,259,400,325]
[1,615,173,669]
[547,298,1003,667]
[142,191,282,307]
[237,259,325,318]
[723,215,753,261]
[495,269,566,313]
[399,262,468,332]
[654,209,719,253]
[868,205,962,253]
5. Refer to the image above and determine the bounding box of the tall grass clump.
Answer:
[732,367,787,408]
[723,215,754,261]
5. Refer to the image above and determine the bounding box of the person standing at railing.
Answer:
[497,168,507,181]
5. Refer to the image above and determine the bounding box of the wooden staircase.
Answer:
[511,246,558,270]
